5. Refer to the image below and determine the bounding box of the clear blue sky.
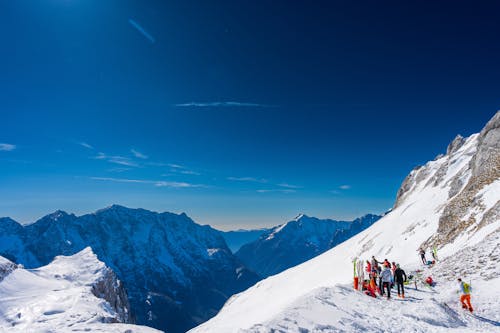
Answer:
[1,1,499,230]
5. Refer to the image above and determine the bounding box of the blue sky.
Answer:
[1,1,499,229]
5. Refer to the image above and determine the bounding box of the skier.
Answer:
[365,260,372,278]
[418,248,427,265]
[383,259,391,268]
[362,279,376,298]
[391,261,397,288]
[458,278,473,312]
[432,246,438,261]
[394,264,407,298]
[371,266,377,282]
[371,256,379,269]
[377,265,383,294]
[381,264,392,299]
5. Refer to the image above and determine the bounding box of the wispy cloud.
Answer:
[155,181,203,188]
[178,170,201,175]
[174,101,276,108]
[95,152,139,167]
[0,143,16,151]
[227,176,269,183]
[79,142,94,150]
[91,177,205,188]
[277,183,302,189]
[107,167,131,173]
[163,163,201,176]
[256,189,296,194]
[339,185,351,190]
[131,149,148,159]
[128,19,155,44]
[168,163,184,169]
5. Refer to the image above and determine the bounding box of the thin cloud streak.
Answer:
[227,176,268,183]
[174,101,276,108]
[0,143,16,151]
[256,189,296,194]
[277,183,302,189]
[339,185,351,190]
[165,163,201,176]
[79,142,94,150]
[94,152,139,167]
[128,19,155,44]
[91,177,205,188]
[179,170,201,175]
[168,163,184,169]
[131,149,148,159]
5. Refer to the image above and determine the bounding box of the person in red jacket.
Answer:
[366,260,372,278]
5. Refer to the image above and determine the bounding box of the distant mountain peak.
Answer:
[294,213,307,221]
[44,210,71,221]
[99,204,130,212]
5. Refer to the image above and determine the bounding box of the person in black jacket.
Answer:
[394,264,407,298]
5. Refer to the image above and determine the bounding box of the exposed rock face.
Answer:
[393,112,500,251]
[471,111,500,179]
[392,111,500,251]
[394,166,423,208]
[447,134,465,155]
[431,112,500,246]
[0,256,17,282]
[91,266,134,324]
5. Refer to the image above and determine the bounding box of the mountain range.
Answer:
[2,111,497,332]
[0,206,260,333]
[235,213,381,277]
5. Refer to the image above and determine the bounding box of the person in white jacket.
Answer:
[381,264,392,299]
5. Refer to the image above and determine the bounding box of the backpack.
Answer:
[463,283,471,294]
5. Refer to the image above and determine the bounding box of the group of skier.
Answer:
[363,256,407,299]
[358,252,474,313]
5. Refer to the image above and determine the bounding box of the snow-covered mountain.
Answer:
[0,248,160,332]
[190,112,500,333]
[219,228,271,253]
[235,214,381,277]
[0,205,260,333]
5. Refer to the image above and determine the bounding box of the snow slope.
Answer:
[190,112,500,333]
[0,248,160,333]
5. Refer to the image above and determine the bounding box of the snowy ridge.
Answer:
[190,112,500,333]
[0,248,160,333]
